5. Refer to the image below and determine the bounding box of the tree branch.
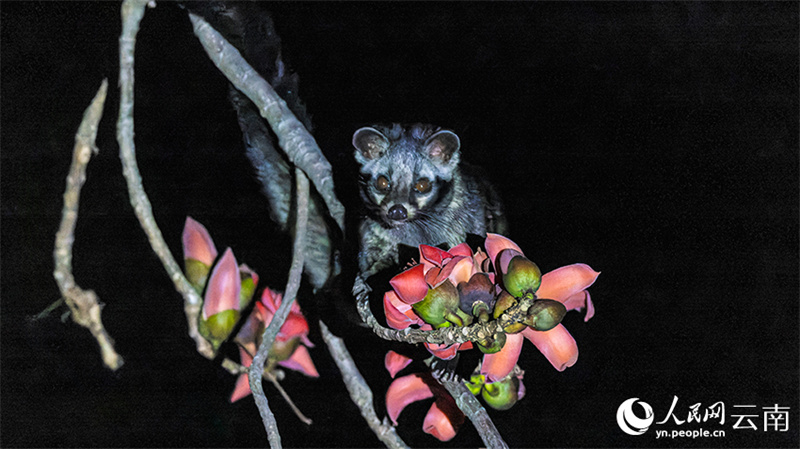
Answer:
[188,12,345,233]
[249,168,309,448]
[319,321,409,449]
[356,290,534,345]
[52,79,123,371]
[116,0,214,359]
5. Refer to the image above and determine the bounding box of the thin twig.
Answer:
[249,168,310,448]
[53,79,123,371]
[188,12,345,233]
[265,371,313,426]
[117,0,214,359]
[320,321,409,449]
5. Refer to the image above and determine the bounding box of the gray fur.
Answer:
[353,123,507,280]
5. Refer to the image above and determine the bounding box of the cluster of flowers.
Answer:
[182,217,318,403]
[383,233,598,440]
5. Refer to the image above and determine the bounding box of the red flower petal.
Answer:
[203,248,241,319]
[481,332,524,382]
[182,217,218,266]
[561,290,596,322]
[538,264,600,303]
[484,233,523,269]
[386,374,434,425]
[384,351,413,378]
[423,402,458,442]
[230,347,253,403]
[424,341,460,360]
[446,256,476,286]
[390,264,428,304]
[384,291,422,330]
[419,245,452,267]
[278,345,319,377]
[522,325,579,371]
[447,243,473,258]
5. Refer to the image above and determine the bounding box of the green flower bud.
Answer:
[412,280,459,328]
[493,291,526,334]
[523,299,567,331]
[502,255,542,299]
[481,375,521,411]
[184,258,211,294]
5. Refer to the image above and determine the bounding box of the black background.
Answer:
[1,2,798,448]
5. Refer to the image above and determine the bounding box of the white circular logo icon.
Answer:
[616,398,654,435]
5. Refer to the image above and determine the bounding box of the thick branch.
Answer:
[117,0,214,359]
[53,79,123,371]
[319,321,409,449]
[188,12,345,233]
[249,169,310,448]
[356,291,534,345]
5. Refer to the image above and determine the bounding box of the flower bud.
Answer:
[481,375,522,411]
[238,265,259,309]
[493,290,526,334]
[500,252,541,299]
[457,273,496,321]
[523,299,567,331]
[412,280,459,328]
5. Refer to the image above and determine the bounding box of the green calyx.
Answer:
[481,375,521,411]
[185,258,211,294]
[239,273,257,309]
[412,280,462,328]
[269,337,301,363]
[199,308,241,351]
[523,299,567,331]
[493,290,526,334]
[502,255,542,299]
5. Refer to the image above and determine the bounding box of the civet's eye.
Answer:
[376,175,390,192]
[414,178,431,193]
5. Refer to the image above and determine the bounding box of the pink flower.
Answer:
[231,287,318,402]
[482,262,599,381]
[385,372,464,442]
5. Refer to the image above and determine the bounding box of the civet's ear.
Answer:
[424,130,461,166]
[353,127,390,164]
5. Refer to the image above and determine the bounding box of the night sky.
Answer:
[1,2,798,448]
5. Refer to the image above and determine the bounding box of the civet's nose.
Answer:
[387,204,408,221]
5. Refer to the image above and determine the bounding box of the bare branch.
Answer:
[249,168,310,448]
[116,0,214,359]
[319,321,409,449]
[53,79,123,371]
[188,12,345,233]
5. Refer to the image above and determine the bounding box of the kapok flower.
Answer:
[385,371,465,442]
[231,287,318,402]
